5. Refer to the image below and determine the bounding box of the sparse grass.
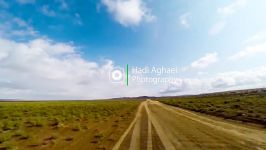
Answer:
[0,100,141,149]
[159,90,266,126]
[0,142,15,150]
[64,137,73,141]
[13,130,29,138]
[0,132,13,144]
[71,124,81,132]
[94,133,103,139]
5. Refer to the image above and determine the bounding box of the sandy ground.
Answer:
[112,100,266,150]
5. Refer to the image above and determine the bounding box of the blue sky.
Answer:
[1,0,266,99]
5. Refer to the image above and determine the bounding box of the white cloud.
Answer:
[0,37,156,100]
[0,15,38,38]
[209,0,247,35]
[13,18,28,27]
[179,12,190,28]
[58,0,68,10]
[160,79,205,94]
[245,31,266,44]
[161,67,266,95]
[0,11,156,99]
[218,0,247,17]
[190,52,218,69]
[211,67,266,89]
[74,13,83,26]
[0,36,264,99]
[41,5,56,17]
[17,0,35,4]
[230,42,266,60]
[101,0,155,27]
[231,32,266,60]
[8,28,37,37]
[209,21,226,36]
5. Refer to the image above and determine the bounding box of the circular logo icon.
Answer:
[109,68,124,83]
[112,70,123,81]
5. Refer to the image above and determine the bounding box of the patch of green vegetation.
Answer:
[0,142,15,150]
[0,100,141,149]
[71,124,81,132]
[0,133,12,144]
[159,91,266,126]
[13,130,28,138]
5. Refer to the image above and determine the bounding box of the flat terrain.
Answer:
[0,100,141,150]
[1,91,266,150]
[114,100,266,150]
[159,89,266,126]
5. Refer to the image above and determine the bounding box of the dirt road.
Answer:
[112,100,266,150]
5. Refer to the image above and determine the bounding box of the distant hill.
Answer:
[1,88,266,101]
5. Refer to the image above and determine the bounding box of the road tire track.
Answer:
[151,124,165,150]
[140,106,148,150]
[147,109,153,150]
[113,100,266,150]
[129,111,141,150]
[144,101,176,150]
[112,102,144,150]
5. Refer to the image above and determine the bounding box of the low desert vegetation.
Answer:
[0,100,141,150]
[159,89,266,126]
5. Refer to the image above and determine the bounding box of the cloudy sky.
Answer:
[1,0,266,100]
